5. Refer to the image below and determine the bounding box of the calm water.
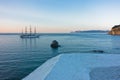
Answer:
[0,33,120,80]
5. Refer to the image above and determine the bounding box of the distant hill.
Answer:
[73,30,109,33]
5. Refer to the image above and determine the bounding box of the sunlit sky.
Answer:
[0,0,120,33]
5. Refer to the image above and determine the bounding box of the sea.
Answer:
[0,32,120,80]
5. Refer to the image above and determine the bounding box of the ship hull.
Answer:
[20,34,40,38]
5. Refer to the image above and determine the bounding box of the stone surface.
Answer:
[23,53,120,80]
[109,25,120,35]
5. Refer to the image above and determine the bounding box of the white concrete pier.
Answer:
[23,53,120,80]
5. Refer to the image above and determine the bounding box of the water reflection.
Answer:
[110,35,120,53]
[111,36,120,48]
[51,48,59,55]
[21,38,38,49]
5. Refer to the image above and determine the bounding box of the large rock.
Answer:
[109,25,120,35]
[50,40,60,48]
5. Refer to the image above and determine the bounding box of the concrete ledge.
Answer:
[23,53,120,80]
[22,55,61,80]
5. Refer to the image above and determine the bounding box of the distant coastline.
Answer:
[72,30,109,33]
[0,30,109,35]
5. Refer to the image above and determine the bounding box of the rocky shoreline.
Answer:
[109,25,120,35]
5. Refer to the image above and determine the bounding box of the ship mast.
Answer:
[25,26,27,34]
[30,25,32,35]
[21,28,23,34]
[34,27,36,34]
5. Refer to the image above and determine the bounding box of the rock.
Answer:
[92,50,105,53]
[50,40,60,48]
[109,25,120,35]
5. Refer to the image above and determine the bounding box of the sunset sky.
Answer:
[0,0,120,33]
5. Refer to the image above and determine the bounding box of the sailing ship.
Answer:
[20,26,40,38]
